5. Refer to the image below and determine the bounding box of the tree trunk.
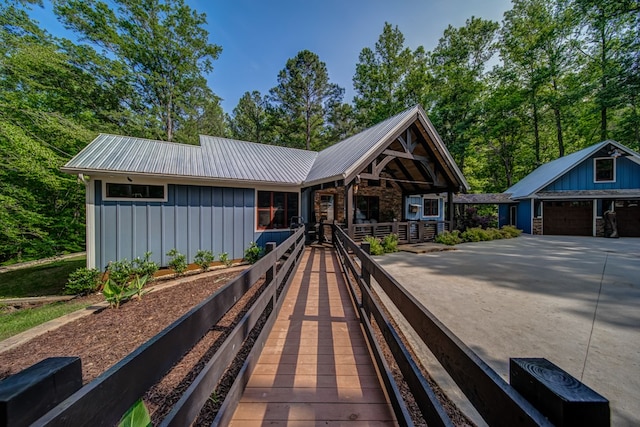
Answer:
[552,79,565,157]
[533,100,541,166]
[599,8,608,141]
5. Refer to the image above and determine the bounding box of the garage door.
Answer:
[543,200,593,236]
[615,200,640,237]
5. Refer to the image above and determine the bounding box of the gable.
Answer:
[506,140,640,199]
[543,154,640,192]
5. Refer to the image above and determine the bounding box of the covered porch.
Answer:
[301,106,468,243]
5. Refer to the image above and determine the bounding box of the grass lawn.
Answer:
[0,256,87,298]
[0,301,92,341]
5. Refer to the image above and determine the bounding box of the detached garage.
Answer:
[498,140,640,237]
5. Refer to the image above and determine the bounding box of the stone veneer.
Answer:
[595,217,604,237]
[533,217,543,235]
[313,179,403,224]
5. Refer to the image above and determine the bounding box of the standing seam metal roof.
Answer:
[505,140,640,199]
[63,106,467,189]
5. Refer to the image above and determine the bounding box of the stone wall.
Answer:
[313,179,403,224]
[596,217,604,237]
[533,217,543,235]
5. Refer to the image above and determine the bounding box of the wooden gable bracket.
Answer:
[397,129,417,153]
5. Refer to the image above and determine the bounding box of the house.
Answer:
[497,140,640,237]
[62,105,468,270]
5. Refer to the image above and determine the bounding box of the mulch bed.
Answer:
[0,269,263,425]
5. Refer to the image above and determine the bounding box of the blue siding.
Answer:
[517,199,532,234]
[405,195,445,233]
[498,204,510,228]
[544,156,640,191]
[94,181,255,270]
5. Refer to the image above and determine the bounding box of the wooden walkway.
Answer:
[230,245,397,426]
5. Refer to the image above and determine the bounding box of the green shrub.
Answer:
[65,267,101,295]
[194,249,215,272]
[132,252,158,281]
[107,259,134,288]
[129,274,148,300]
[381,233,399,253]
[218,252,232,267]
[435,230,463,245]
[166,248,187,276]
[500,225,523,238]
[244,242,263,264]
[461,227,491,242]
[363,236,385,255]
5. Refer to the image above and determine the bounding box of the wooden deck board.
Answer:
[229,246,397,426]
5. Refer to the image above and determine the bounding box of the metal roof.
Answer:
[63,134,317,185]
[305,107,420,184]
[505,140,640,199]
[454,193,517,204]
[63,105,468,190]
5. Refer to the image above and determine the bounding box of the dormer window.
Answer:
[594,157,615,182]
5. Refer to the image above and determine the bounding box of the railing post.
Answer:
[0,357,82,427]
[360,241,371,317]
[265,242,276,304]
[392,220,398,235]
[418,220,425,242]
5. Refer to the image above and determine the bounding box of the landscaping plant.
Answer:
[381,233,399,253]
[244,242,263,264]
[363,236,385,255]
[166,248,187,276]
[132,252,158,281]
[218,252,232,267]
[64,267,101,295]
[194,249,215,272]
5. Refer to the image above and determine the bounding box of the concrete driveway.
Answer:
[375,235,640,426]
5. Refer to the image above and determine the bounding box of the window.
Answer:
[257,191,299,230]
[356,196,379,222]
[423,198,439,217]
[105,183,165,200]
[594,158,615,182]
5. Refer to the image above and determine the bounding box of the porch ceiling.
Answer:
[357,123,456,194]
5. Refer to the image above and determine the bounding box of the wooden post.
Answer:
[0,357,82,427]
[510,358,609,427]
[265,242,276,304]
[447,191,454,232]
[345,183,354,238]
[360,242,371,288]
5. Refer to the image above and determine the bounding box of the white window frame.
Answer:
[593,157,616,183]
[422,195,441,218]
[102,180,168,202]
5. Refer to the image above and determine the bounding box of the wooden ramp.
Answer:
[230,246,397,426]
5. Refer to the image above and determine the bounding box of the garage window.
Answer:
[594,158,615,182]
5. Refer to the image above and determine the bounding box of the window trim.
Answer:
[594,157,616,183]
[102,180,168,202]
[255,189,300,231]
[422,196,440,218]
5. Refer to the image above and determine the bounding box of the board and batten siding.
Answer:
[405,195,445,233]
[544,155,640,191]
[92,180,290,271]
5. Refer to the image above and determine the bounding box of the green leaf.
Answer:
[118,398,151,427]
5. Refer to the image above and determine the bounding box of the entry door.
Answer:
[319,195,334,222]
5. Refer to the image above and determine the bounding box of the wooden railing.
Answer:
[349,220,448,243]
[332,225,552,427]
[29,227,305,427]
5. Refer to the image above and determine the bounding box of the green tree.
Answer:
[428,17,499,171]
[230,91,272,143]
[54,0,222,142]
[353,23,424,127]
[269,50,343,150]
[571,0,639,141]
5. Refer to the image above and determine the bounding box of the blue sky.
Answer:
[31,0,513,113]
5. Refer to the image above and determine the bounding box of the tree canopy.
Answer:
[2,0,639,263]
